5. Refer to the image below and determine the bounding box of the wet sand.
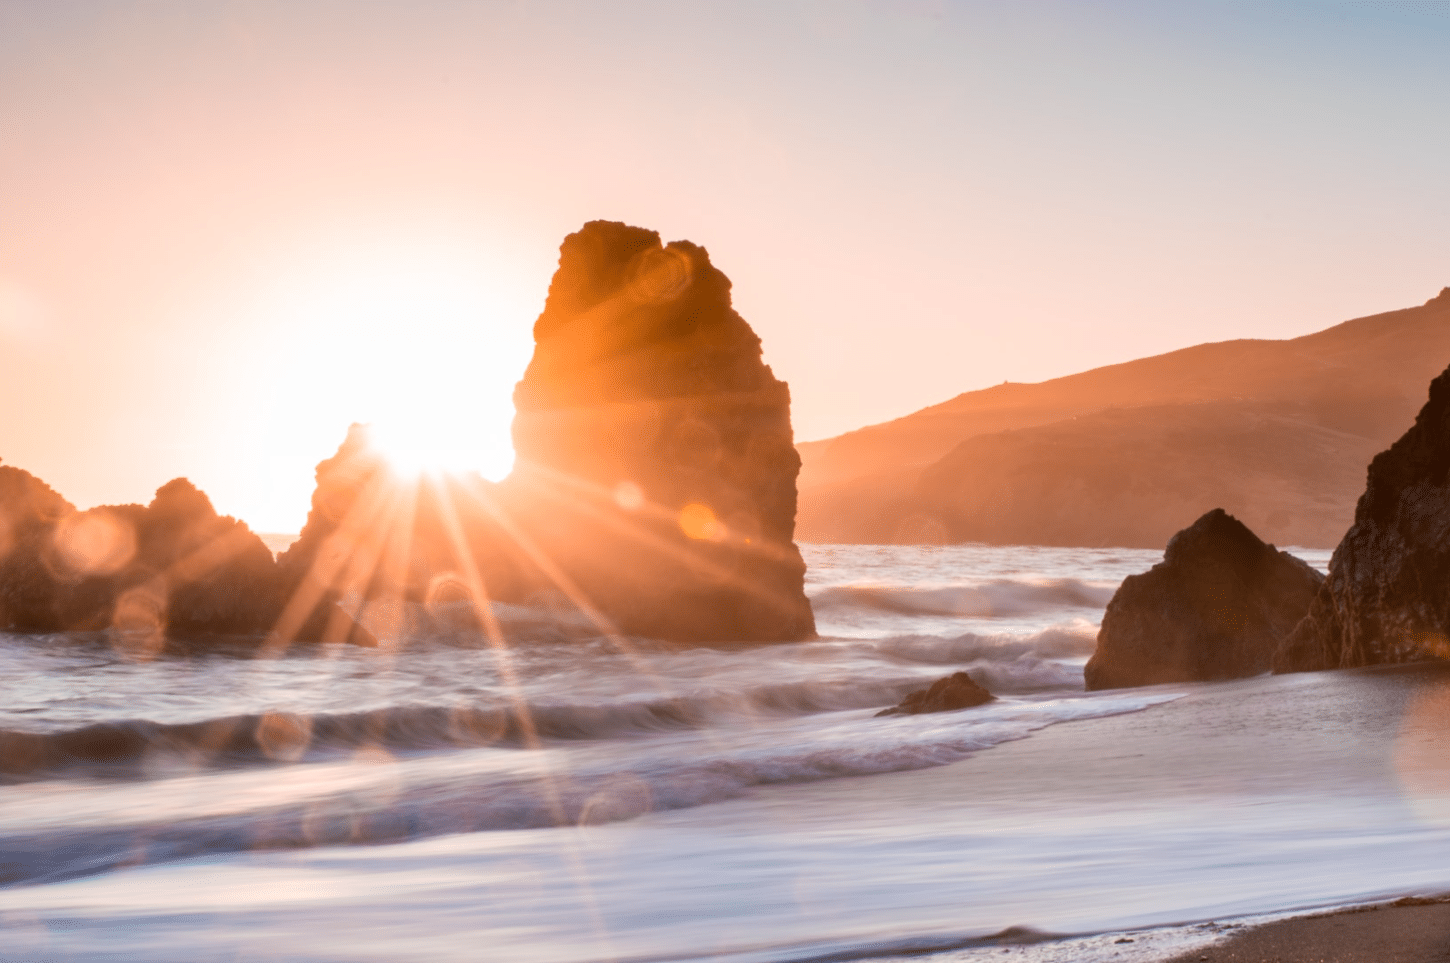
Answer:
[1162,896,1450,963]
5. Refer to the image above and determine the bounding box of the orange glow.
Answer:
[255,712,313,763]
[677,502,727,542]
[209,233,534,531]
[52,510,137,577]
[612,481,644,511]
[367,423,492,480]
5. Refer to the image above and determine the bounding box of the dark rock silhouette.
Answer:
[875,671,994,716]
[501,220,815,642]
[1085,509,1323,690]
[136,479,283,638]
[0,462,77,631]
[0,465,281,641]
[1276,361,1450,672]
[273,425,390,644]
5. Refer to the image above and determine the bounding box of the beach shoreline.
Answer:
[1155,894,1450,963]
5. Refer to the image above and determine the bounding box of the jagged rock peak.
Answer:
[1276,362,1450,672]
[1086,508,1323,690]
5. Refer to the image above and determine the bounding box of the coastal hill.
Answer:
[798,288,1450,548]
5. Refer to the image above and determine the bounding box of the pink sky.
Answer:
[2,1,1447,531]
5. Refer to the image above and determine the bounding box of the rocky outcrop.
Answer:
[875,671,995,716]
[0,463,77,631]
[501,220,815,642]
[274,221,817,646]
[1276,361,1450,672]
[272,425,520,645]
[0,466,282,642]
[1085,509,1324,690]
[133,479,283,638]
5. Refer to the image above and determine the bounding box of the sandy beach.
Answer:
[1161,896,1450,962]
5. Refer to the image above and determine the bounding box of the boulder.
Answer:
[1085,509,1323,690]
[501,220,815,642]
[1276,361,1450,672]
[876,671,995,717]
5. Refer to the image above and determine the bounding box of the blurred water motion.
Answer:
[7,543,1447,963]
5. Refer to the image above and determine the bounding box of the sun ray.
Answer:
[264,467,401,656]
[422,473,625,959]
[509,459,813,622]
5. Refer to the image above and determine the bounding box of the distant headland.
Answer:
[798,286,1450,549]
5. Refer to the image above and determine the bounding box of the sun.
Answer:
[218,229,538,528]
[367,420,499,479]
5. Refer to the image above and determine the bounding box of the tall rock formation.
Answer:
[1085,509,1324,690]
[1276,360,1450,672]
[504,220,815,642]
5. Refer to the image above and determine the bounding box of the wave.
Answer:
[0,623,1101,784]
[0,690,1179,887]
[810,578,1116,620]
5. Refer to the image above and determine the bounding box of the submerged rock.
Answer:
[1085,509,1323,690]
[1276,362,1450,672]
[502,220,815,642]
[876,671,995,716]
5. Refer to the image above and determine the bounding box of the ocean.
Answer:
[3,542,1450,963]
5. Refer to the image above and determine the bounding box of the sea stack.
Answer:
[504,220,815,642]
[1276,357,1450,672]
[1085,508,1323,690]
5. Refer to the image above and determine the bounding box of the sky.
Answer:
[1,0,1447,532]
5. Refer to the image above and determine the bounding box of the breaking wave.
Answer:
[0,690,1177,886]
[811,578,1116,619]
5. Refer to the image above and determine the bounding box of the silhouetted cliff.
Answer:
[1276,359,1450,672]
